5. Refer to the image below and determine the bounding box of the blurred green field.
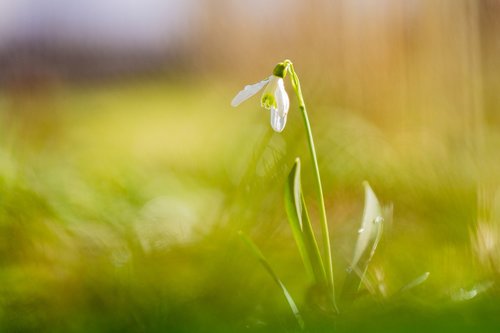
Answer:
[1,77,500,332]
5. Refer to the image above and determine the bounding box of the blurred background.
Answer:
[1,0,500,332]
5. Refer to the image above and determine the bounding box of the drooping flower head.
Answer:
[231,62,290,132]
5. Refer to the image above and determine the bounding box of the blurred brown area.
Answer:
[199,0,500,138]
[0,0,499,146]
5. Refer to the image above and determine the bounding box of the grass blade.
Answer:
[341,181,384,302]
[399,272,430,294]
[284,158,326,284]
[238,231,305,330]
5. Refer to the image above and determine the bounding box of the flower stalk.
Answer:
[284,60,338,313]
[231,59,338,314]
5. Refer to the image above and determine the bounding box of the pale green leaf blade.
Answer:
[239,232,305,330]
[351,181,383,268]
[284,158,311,276]
[284,158,325,283]
[399,272,430,293]
[342,182,384,302]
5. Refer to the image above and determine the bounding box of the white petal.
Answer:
[231,78,270,107]
[261,75,280,98]
[275,78,290,118]
[270,106,287,132]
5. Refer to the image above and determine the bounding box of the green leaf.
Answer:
[284,158,326,284]
[238,232,305,330]
[399,272,430,294]
[341,181,384,302]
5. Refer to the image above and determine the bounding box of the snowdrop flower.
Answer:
[231,63,290,132]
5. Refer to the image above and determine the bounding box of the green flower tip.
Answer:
[261,93,276,109]
[273,60,292,78]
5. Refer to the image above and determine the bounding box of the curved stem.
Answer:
[287,62,338,313]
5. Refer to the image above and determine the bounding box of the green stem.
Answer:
[287,61,338,313]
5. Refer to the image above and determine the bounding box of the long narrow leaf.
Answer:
[239,232,305,330]
[284,158,326,284]
[398,272,430,294]
[342,182,384,302]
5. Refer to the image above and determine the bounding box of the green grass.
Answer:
[0,77,499,332]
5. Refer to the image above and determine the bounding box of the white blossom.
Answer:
[231,75,290,132]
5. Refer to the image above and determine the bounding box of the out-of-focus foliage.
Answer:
[0,0,500,332]
[0,75,499,331]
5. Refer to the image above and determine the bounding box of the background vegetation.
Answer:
[1,0,500,332]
